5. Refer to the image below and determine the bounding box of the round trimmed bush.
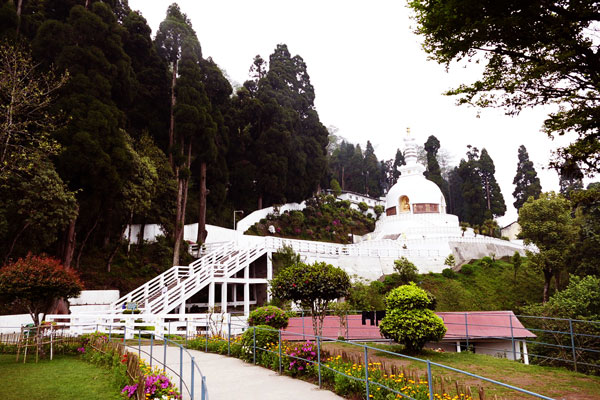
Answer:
[460,264,474,275]
[248,306,289,329]
[379,283,446,353]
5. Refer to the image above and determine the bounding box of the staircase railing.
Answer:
[111,241,234,312]
[146,242,267,314]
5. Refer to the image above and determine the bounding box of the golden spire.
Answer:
[406,127,411,137]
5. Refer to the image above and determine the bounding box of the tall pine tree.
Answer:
[512,145,542,210]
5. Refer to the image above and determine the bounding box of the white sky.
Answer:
[129,0,592,226]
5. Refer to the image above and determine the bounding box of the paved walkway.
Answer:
[132,346,343,400]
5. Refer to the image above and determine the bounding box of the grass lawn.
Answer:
[323,342,600,400]
[0,354,123,400]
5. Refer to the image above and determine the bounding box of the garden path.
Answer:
[133,346,343,400]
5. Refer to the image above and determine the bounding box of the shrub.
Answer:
[460,264,474,275]
[480,256,494,267]
[379,283,446,353]
[444,254,456,267]
[240,325,279,362]
[442,268,457,279]
[248,306,289,329]
[393,257,419,284]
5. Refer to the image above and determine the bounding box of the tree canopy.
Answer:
[0,254,82,325]
[408,0,600,175]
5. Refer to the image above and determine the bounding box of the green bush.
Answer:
[248,306,289,329]
[379,283,446,353]
[480,256,494,267]
[240,325,279,362]
[441,268,457,279]
[393,257,419,284]
[460,264,474,275]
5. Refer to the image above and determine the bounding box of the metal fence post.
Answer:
[509,314,516,361]
[228,314,231,356]
[302,310,305,341]
[191,356,195,400]
[150,334,153,369]
[201,375,206,400]
[205,317,209,353]
[278,330,282,374]
[109,324,112,341]
[163,336,167,372]
[569,319,577,372]
[253,326,256,365]
[317,336,322,388]
[179,345,183,392]
[427,360,434,400]
[185,320,188,348]
[364,346,370,399]
[464,313,469,351]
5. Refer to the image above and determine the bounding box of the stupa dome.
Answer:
[383,132,446,216]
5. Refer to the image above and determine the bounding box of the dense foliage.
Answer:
[245,195,375,244]
[523,275,600,373]
[518,192,578,302]
[379,283,446,353]
[0,255,82,325]
[408,0,600,175]
[270,260,350,336]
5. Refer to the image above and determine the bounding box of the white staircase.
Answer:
[111,241,267,314]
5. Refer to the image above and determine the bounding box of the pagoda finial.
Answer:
[406,127,411,137]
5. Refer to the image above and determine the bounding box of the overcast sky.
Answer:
[128,0,590,226]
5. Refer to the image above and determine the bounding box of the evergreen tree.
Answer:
[479,148,506,218]
[363,141,382,197]
[392,148,405,184]
[423,135,449,203]
[512,145,542,210]
[447,167,464,218]
[559,159,584,199]
[155,3,201,264]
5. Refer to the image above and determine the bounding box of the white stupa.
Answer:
[369,129,461,241]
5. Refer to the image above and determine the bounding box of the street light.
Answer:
[233,210,244,230]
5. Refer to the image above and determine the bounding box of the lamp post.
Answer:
[233,210,244,231]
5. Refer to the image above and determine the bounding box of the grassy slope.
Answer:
[420,258,546,312]
[323,342,600,399]
[0,354,122,400]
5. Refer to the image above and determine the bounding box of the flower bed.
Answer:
[188,330,474,400]
[80,332,181,400]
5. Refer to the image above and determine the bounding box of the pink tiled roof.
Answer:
[282,311,535,341]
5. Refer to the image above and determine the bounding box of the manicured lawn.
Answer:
[0,354,123,400]
[323,342,600,399]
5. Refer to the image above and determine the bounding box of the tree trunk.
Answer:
[485,177,491,210]
[15,0,23,35]
[180,141,192,239]
[106,236,121,272]
[172,175,184,266]
[197,161,207,244]
[75,213,99,269]
[127,209,134,255]
[4,221,30,264]
[258,194,263,210]
[138,219,146,246]
[542,268,553,303]
[341,166,345,190]
[61,209,78,269]
[168,61,178,169]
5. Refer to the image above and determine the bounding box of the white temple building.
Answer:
[112,131,532,316]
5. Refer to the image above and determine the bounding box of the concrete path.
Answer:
[132,346,343,400]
